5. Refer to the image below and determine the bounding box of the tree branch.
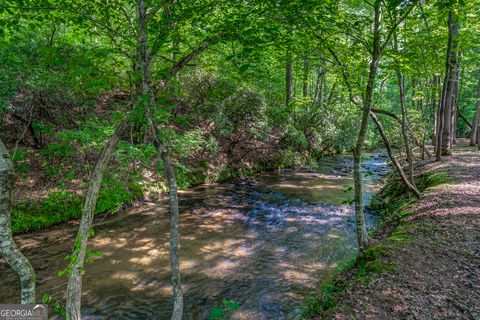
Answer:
[168,34,225,77]
[327,47,362,106]
[380,2,416,53]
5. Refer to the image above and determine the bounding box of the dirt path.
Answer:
[329,143,480,320]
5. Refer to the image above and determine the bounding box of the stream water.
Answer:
[0,152,390,319]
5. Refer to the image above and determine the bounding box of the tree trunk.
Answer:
[452,106,457,144]
[303,58,309,98]
[396,67,415,185]
[478,124,480,151]
[66,121,128,320]
[470,78,480,145]
[286,46,293,107]
[439,10,460,157]
[136,1,183,319]
[0,139,36,304]
[451,58,461,145]
[370,113,421,198]
[433,75,440,149]
[353,0,382,253]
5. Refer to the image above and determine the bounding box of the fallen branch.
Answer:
[370,112,422,199]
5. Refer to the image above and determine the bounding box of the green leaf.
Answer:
[239,64,251,73]
[42,294,52,304]
[209,307,225,320]
[223,299,239,312]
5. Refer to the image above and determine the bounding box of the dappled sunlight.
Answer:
[0,153,389,319]
[111,271,140,283]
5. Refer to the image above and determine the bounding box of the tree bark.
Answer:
[0,139,36,304]
[66,121,128,320]
[458,110,472,129]
[168,34,224,78]
[433,75,440,150]
[286,46,293,107]
[10,113,42,149]
[396,68,415,185]
[303,58,309,98]
[439,10,460,158]
[451,58,461,145]
[470,78,480,145]
[353,0,382,253]
[136,1,183,319]
[370,113,421,198]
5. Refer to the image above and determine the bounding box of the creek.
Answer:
[0,152,390,319]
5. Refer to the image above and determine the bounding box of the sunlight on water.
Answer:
[0,152,389,319]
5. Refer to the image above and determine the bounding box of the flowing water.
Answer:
[0,152,390,319]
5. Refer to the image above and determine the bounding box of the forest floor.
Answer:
[322,140,480,320]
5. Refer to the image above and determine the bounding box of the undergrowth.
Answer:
[12,178,143,234]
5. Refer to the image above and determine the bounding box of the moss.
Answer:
[12,192,83,234]
[417,172,452,191]
[388,223,413,243]
[11,180,144,234]
[302,245,395,318]
[369,170,452,223]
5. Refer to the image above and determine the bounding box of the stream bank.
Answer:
[307,142,480,320]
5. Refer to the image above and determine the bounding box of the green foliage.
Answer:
[419,172,453,190]
[11,178,143,234]
[11,147,29,174]
[281,126,309,152]
[12,191,83,234]
[210,299,240,320]
[41,294,67,318]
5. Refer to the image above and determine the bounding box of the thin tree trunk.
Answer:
[470,78,480,145]
[303,58,309,98]
[66,121,128,319]
[313,67,322,102]
[416,135,433,158]
[396,66,415,185]
[452,106,457,144]
[136,1,183,319]
[478,124,480,151]
[433,75,440,149]
[370,113,421,198]
[451,58,461,145]
[0,139,36,304]
[286,46,293,107]
[353,0,382,253]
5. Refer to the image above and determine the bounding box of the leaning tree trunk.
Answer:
[66,121,128,320]
[370,113,421,198]
[470,78,480,145]
[0,139,36,304]
[136,1,183,319]
[396,69,415,185]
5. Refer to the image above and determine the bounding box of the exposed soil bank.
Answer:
[311,142,480,319]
